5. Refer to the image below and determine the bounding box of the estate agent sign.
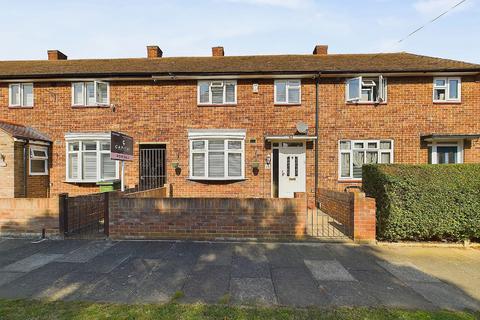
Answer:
[110,131,134,191]
[110,131,134,161]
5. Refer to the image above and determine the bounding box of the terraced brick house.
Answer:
[0,45,479,201]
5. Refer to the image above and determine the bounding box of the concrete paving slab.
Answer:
[0,272,25,287]
[56,241,116,263]
[132,260,189,303]
[233,243,268,262]
[295,244,335,260]
[350,270,436,310]
[406,281,480,311]
[2,253,63,273]
[231,255,270,278]
[230,278,277,306]
[39,240,90,254]
[377,260,441,283]
[83,253,131,274]
[327,245,383,271]
[265,244,304,267]
[0,239,31,252]
[194,243,233,270]
[319,281,379,307]
[103,241,174,259]
[181,265,230,303]
[271,267,329,307]
[304,260,356,281]
[0,240,54,261]
[0,262,80,299]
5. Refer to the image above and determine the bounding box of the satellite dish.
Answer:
[296,122,308,134]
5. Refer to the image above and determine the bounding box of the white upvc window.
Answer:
[428,140,463,164]
[433,77,461,102]
[72,81,110,106]
[339,139,394,180]
[188,130,246,180]
[9,83,34,107]
[65,135,119,183]
[197,80,237,105]
[29,146,48,175]
[346,76,387,103]
[274,80,301,104]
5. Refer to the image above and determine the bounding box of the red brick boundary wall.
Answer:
[109,192,308,240]
[123,186,169,198]
[0,197,59,238]
[317,188,376,242]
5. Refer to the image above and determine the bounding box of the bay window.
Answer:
[9,83,34,107]
[65,134,118,183]
[346,76,387,103]
[72,81,109,106]
[189,129,245,180]
[339,139,393,179]
[433,77,461,102]
[198,80,237,105]
[274,80,301,104]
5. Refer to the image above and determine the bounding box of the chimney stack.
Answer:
[147,45,163,58]
[47,50,68,60]
[212,46,225,57]
[312,45,328,55]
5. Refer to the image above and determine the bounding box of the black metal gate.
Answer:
[139,145,166,191]
[306,207,351,240]
[59,192,109,238]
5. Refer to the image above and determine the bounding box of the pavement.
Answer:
[0,238,479,311]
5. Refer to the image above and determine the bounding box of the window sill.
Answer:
[338,179,362,183]
[65,180,99,184]
[274,103,302,107]
[8,106,34,109]
[29,173,48,176]
[188,178,247,182]
[432,101,462,104]
[197,104,237,107]
[346,102,387,106]
[72,105,110,108]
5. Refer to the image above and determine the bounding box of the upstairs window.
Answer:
[9,83,34,107]
[29,146,48,175]
[198,80,237,105]
[433,77,461,102]
[346,76,387,103]
[339,139,393,180]
[72,81,109,106]
[274,80,301,104]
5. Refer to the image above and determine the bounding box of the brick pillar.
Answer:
[352,192,376,243]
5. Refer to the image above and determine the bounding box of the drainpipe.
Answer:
[23,143,27,197]
[314,73,321,204]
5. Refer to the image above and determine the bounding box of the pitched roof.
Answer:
[0,120,51,142]
[0,52,478,79]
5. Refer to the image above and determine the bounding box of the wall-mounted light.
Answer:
[252,83,259,93]
[265,154,271,166]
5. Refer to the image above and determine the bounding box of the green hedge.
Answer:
[362,164,480,241]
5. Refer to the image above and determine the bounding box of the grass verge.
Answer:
[0,299,478,320]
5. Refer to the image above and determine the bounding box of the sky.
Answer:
[0,0,478,63]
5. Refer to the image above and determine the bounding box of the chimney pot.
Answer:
[313,45,328,55]
[212,46,225,57]
[147,45,163,58]
[47,50,68,60]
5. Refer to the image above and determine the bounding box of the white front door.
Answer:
[278,142,306,198]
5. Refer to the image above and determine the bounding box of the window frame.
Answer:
[433,77,461,103]
[197,80,237,106]
[338,139,394,181]
[189,138,245,180]
[65,136,119,183]
[346,76,387,103]
[29,145,48,176]
[428,140,463,164]
[71,81,110,107]
[9,83,34,107]
[274,79,302,105]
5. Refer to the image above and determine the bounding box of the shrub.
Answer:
[362,164,480,241]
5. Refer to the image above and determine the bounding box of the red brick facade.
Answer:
[1,74,479,198]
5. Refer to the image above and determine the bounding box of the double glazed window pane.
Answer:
[228,153,241,177]
[192,153,205,176]
[275,81,287,103]
[225,83,235,103]
[86,82,96,105]
[23,84,33,106]
[73,83,84,105]
[31,160,46,173]
[208,152,224,177]
[199,82,209,103]
[10,84,20,105]
[101,153,116,179]
[191,139,243,178]
[82,152,97,180]
[96,82,108,104]
[449,79,459,99]
[68,154,79,179]
[211,86,223,104]
[10,84,33,107]
[199,81,236,104]
[275,80,300,104]
[340,153,350,178]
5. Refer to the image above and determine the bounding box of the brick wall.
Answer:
[109,192,307,240]
[0,130,14,198]
[124,186,168,198]
[0,76,479,197]
[0,197,59,237]
[317,188,376,242]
